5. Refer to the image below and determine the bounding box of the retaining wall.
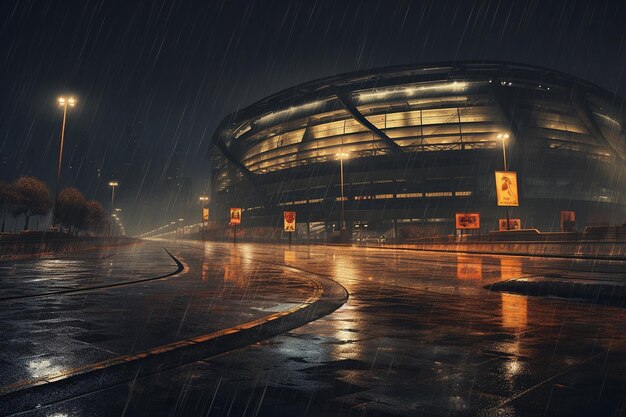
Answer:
[0,233,138,259]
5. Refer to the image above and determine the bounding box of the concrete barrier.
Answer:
[0,232,139,259]
[394,240,626,260]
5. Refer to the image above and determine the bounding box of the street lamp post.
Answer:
[497,134,510,230]
[336,152,349,230]
[53,96,76,228]
[108,181,118,236]
[199,196,208,241]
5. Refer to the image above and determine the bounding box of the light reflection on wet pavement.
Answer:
[3,241,626,416]
[0,242,317,391]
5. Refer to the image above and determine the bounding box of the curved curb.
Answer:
[0,260,348,416]
[0,247,183,302]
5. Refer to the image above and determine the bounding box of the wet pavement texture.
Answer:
[2,241,626,416]
[0,243,176,300]
[0,242,318,395]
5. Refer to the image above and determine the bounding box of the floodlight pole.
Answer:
[108,182,118,236]
[499,134,510,230]
[53,97,76,228]
[339,155,346,230]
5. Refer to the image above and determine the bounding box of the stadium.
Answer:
[208,61,626,241]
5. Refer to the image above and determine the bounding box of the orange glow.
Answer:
[501,293,528,331]
[456,255,482,280]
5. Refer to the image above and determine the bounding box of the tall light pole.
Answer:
[497,133,509,171]
[53,96,76,228]
[336,152,349,230]
[497,134,510,230]
[199,196,208,240]
[108,181,118,236]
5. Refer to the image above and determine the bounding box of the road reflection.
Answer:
[500,257,523,279]
[456,255,483,281]
[501,293,528,331]
[500,292,529,389]
[284,250,296,264]
[223,246,244,287]
[27,358,64,379]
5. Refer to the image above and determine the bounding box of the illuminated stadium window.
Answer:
[375,194,393,199]
[397,192,423,198]
[293,200,308,205]
[336,197,348,202]
[455,191,472,196]
[308,198,324,204]
[425,192,453,197]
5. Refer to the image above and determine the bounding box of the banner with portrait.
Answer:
[229,208,242,225]
[495,171,519,206]
[284,211,296,232]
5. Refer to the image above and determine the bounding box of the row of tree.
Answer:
[0,176,107,234]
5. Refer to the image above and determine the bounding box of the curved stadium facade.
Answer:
[208,61,626,239]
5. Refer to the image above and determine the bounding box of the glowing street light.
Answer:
[108,181,118,236]
[178,218,185,239]
[336,152,350,230]
[199,196,209,240]
[53,96,77,228]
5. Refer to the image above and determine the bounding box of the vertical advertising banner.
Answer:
[495,171,519,206]
[455,213,481,229]
[229,208,242,225]
[560,211,575,232]
[284,211,296,232]
[202,208,209,222]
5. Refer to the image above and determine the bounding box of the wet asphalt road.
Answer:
[1,240,626,416]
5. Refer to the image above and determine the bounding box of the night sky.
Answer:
[1,0,625,232]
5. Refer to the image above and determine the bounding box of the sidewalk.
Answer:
[0,242,346,413]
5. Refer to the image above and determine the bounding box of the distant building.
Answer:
[208,61,626,235]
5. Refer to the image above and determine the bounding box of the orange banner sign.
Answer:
[499,218,521,231]
[284,211,296,232]
[560,211,575,232]
[495,171,519,207]
[455,213,480,229]
[229,208,242,225]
